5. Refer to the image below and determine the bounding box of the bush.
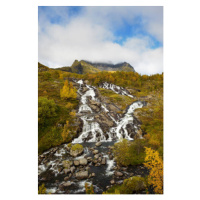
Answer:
[103,176,146,194]
[38,183,46,194]
[38,97,57,127]
[112,139,146,166]
[120,176,146,193]
[71,143,83,151]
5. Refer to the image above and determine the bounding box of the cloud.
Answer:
[38,6,163,75]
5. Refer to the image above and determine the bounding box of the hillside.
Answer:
[55,60,135,74]
[38,62,163,194]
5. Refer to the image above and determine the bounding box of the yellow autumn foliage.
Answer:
[61,120,69,142]
[144,147,163,194]
[60,80,77,99]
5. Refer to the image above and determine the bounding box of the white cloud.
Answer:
[38,7,163,75]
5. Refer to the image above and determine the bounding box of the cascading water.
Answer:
[73,80,144,143]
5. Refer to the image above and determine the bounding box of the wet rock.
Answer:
[95,163,101,167]
[95,142,102,147]
[64,176,69,181]
[79,158,88,166]
[110,180,115,184]
[62,160,73,168]
[63,181,71,187]
[75,171,88,179]
[115,171,123,177]
[74,160,80,166]
[93,150,99,154]
[85,166,90,171]
[94,154,99,159]
[101,157,106,165]
[93,159,98,164]
[70,166,76,173]
[98,157,102,162]
[87,157,92,162]
[91,173,95,177]
[70,144,84,157]
[63,168,71,174]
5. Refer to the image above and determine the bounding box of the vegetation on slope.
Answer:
[38,63,79,154]
[38,62,163,193]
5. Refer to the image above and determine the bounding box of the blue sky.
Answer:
[38,6,163,74]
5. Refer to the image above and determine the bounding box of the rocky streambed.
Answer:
[38,142,148,194]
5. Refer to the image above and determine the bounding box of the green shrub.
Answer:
[38,97,57,127]
[112,139,146,166]
[71,143,83,151]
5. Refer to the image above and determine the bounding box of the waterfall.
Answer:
[72,80,144,143]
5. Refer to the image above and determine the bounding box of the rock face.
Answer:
[75,171,88,179]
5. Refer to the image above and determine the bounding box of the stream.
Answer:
[38,80,147,194]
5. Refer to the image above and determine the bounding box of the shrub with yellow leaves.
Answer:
[144,147,163,194]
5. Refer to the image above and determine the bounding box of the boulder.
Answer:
[74,160,80,166]
[75,171,88,179]
[93,150,99,154]
[95,142,102,147]
[79,158,88,166]
[63,168,71,174]
[101,157,106,165]
[115,171,123,177]
[70,144,84,157]
[70,166,76,173]
[110,180,115,184]
[63,181,71,187]
[62,160,73,168]
[87,157,92,162]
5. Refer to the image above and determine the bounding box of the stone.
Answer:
[115,171,123,177]
[93,150,99,154]
[75,171,88,179]
[79,158,88,165]
[74,160,80,166]
[94,154,99,159]
[98,157,102,162]
[62,160,73,168]
[95,142,102,147]
[64,176,69,181]
[70,166,76,173]
[101,157,106,165]
[87,157,92,162]
[95,163,101,167]
[70,144,84,157]
[91,173,95,177]
[63,181,71,187]
[85,166,90,171]
[63,168,71,174]
[110,180,115,184]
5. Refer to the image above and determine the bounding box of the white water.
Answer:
[73,80,144,143]
[100,82,134,98]
[104,155,115,176]
[109,101,143,140]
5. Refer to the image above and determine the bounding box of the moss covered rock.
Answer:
[70,144,84,157]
